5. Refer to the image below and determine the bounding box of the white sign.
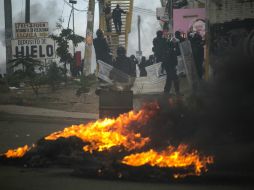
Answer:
[156,7,169,22]
[15,22,49,39]
[97,60,114,84]
[12,38,55,59]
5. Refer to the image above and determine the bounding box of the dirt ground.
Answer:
[0,77,191,115]
[0,83,99,113]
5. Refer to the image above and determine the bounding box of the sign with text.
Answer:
[12,38,55,59]
[15,22,49,39]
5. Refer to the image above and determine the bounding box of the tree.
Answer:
[51,20,84,78]
[8,57,46,96]
[46,62,65,91]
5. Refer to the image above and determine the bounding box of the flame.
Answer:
[3,145,30,158]
[45,103,159,152]
[1,102,215,179]
[121,144,214,177]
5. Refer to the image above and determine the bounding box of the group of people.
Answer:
[93,29,135,77]
[152,29,205,95]
[152,30,182,95]
[104,3,126,34]
[93,25,205,96]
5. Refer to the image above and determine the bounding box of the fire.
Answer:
[121,144,214,177]
[3,145,30,158]
[1,102,215,179]
[45,103,159,152]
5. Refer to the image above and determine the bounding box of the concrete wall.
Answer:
[209,0,254,24]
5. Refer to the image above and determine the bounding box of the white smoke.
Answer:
[127,0,161,57]
[13,0,61,34]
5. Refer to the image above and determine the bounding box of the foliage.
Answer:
[76,74,97,96]
[45,62,65,91]
[0,76,9,93]
[8,57,46,96]
[51,20,84,77]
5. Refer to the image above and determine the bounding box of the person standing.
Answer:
[138,56,147,77]
[152,30,168,63]
[189,32,204,79]
[112,4,126,33]
[104,2,112,32]
[164,38,181,95]
[113,46,132,75]
[153,30,168,76]
[175,31,185,42]
[93,29,111,64]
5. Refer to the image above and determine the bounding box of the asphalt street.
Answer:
[0,114,253,190]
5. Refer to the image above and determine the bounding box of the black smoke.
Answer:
[141,44,254,176]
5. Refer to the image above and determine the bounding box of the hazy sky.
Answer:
[0,0,161,74]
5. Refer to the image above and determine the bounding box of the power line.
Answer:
[134,6,156,14]
[133,7,156,16]
[133,11,156,16]
[64,0,87,12]
[61,0,66,18]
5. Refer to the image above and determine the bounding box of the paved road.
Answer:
[0,114,253,190]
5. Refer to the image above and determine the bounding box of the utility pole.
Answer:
[4,0,13,74]
[25,0,30,23]
[72,3,75,58]
[69,1,77,71]
[136,15,142,59]
[167,0,173,35]
[84,0,95,76]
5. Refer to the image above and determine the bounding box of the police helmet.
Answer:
[117,46,126,56]
[96,29,104,37]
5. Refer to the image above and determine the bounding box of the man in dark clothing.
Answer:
[138,56,147,77]
[130,55,138,77]
[93,29,112,64]
[146,55,155,66]
[164,38,181,95]
[152,30,168,63]
[113,46,132,75]
[112,4,126,33]
[189,32,204,79]
[104,2,112,32]
[175,31,185,42]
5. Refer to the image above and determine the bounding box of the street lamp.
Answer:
[69,0,77,4]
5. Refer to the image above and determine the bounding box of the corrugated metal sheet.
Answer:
[209,0,254,24]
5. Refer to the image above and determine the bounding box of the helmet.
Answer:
[117,46,126,56]
[156,30,163,37]
[96,29,104,37]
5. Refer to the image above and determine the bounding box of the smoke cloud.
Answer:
[127,0,161,57]
[138,43,254,175]
[0,29,5,46]
[13,0,60,34]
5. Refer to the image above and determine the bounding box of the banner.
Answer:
[15,22,48,39]
[146,62,165,78]
[173,8,206,38]
[12,38,55,59]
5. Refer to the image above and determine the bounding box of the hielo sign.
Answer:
[12,38,55,59]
